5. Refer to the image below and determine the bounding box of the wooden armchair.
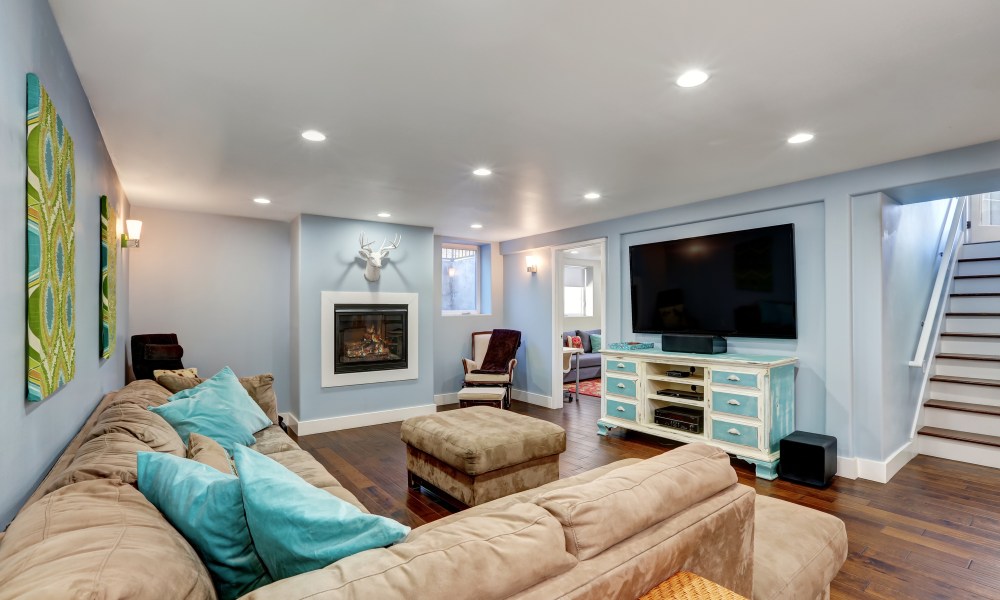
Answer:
[462,330,520,408]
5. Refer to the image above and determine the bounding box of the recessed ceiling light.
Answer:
[301,130,326,142]
[569,250,579,254]
[676,70,709,88]
[787,132,815,144]
[472,167,492,177]
[253,197,271,205]
[583,191,601,200]
[377,212,391,218]
[470,223,484,229]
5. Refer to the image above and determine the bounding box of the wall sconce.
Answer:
[447,266,457,277]
[121,219,143,248]
[525,255,538,274]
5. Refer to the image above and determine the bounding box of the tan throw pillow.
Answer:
[153,367,199,379]
[187,432,234,475]
[158,372,279,425]
[0,479,215,599]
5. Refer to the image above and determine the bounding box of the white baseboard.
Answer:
[512,388,558,409]
[835,440,916,483]
[433,393,459,406]
[286,404,437,436]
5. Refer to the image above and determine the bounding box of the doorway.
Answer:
[968,192,1000,244]
[551,239,607,406]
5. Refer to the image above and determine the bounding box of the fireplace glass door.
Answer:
[333,304,408,373]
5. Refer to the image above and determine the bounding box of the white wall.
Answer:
[128,207,292,410]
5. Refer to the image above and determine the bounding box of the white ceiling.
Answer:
[50,0,1000,242]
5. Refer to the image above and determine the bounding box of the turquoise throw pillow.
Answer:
[137,452,272,600]
[233,445,410,580]
[150,366,271,453]
[590,333,602,352]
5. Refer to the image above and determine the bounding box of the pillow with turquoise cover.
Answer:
[590,333,602,352]
[150,366,271,453]
[233,445,410,579]
[136,452,272,600]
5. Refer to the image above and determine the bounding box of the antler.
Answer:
[359,233,374,256]
[379,234,401,254]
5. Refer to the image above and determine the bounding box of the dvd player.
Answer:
[655,389,703,401]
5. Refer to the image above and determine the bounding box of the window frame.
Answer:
[563,264,594,318]
[441,243,482,316]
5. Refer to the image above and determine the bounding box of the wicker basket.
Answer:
[638,571,748,600]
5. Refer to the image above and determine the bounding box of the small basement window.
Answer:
[442,244,480,315]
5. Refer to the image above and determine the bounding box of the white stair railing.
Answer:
[908,197,967,439]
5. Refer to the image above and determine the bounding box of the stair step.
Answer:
[958,257,1000,263]
[940,332,1000,338]
[951,293,1000,297]
[929,375,1000,388]
[955,274,1000,279]
[937,353,1000,362]
[925,399,1000,416]
[945,312,1000,317]
[918,426,1000,448]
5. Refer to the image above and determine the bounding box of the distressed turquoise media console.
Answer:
[598,346,796,479]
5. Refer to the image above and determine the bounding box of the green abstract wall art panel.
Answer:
[100,195,117,359]
[26,73,76,402]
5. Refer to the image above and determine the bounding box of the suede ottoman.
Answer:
[400,407,566,506]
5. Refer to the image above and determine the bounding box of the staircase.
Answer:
[918,240,1000,468]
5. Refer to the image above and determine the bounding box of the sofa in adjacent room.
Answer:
[0,379,847,600]
[562,328,602,383]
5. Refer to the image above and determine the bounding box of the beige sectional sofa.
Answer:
[0,380,847,600]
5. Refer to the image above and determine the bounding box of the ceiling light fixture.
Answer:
[583,191,601,200]
[569,250,579,254]
[301,130,326,142]
[470,223,484,229]
[676,70,709,88]
[787,132,815,144]
[472,167,492,177]
[377,212,391,218]
[253,197,271,205]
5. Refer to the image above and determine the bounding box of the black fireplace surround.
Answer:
[333,304,408,374]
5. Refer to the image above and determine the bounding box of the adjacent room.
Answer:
[3,2,1000,599]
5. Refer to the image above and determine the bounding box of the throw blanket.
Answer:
[472,329,522,374]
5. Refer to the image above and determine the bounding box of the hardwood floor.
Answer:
[298,395,1000,600]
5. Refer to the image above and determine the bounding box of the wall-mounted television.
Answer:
[629,224,797,339]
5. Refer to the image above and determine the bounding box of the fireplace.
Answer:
[334,304,408,374]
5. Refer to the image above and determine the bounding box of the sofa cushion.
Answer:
[44,432,154,494]
[150,367,272,452]
[0,479,214,599]
[240,503,576,600]
[578,329,601,353]
[159,372,279,424]
[106,379,173,411]
[188,432,233,474]
[534,443,737,560]
[252,424,300,455]
[753,495,848,600]
[573,352,602,369]
[400,407,566,476]
[233,446,409,580]
[85,402,187,456]
[264,448,369,512]
[137,452,272,600]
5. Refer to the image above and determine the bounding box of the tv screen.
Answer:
[629,224,797,339]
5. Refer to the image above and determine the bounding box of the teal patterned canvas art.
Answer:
[26,73,76,402]
[100,195,117,359]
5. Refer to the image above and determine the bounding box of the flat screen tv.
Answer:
[629,224,797,339]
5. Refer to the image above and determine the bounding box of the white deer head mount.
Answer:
[358,233,401,282]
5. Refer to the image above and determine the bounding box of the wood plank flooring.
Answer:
[298,395,1000,600]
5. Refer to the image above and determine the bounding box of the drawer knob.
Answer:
[727,375,741,382]
[617,363,625,368]
[727,399,741,406]
[617,383,626,389]
[616,406,626,412]
[727,428,741,436]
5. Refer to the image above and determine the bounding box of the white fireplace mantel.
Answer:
[320,291,418,387]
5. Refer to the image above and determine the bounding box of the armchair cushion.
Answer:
[465,372,512,385]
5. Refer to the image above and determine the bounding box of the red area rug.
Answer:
[564,378,601,398]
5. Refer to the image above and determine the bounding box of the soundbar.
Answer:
[661,334,727,355]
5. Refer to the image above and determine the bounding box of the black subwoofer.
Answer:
[778,431,837,488]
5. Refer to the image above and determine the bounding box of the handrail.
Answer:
[909,197,967,369]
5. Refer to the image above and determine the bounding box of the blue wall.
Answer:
[292,215,434,421]
[0,0,130,527]
[501,140,1000,462]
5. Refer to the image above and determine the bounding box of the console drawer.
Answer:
[711,418,760,450]
[711,369,760,390]
[606,359,638,374]
[606,376,638,399]
[711,391,760,419]
[606,399,637,422]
